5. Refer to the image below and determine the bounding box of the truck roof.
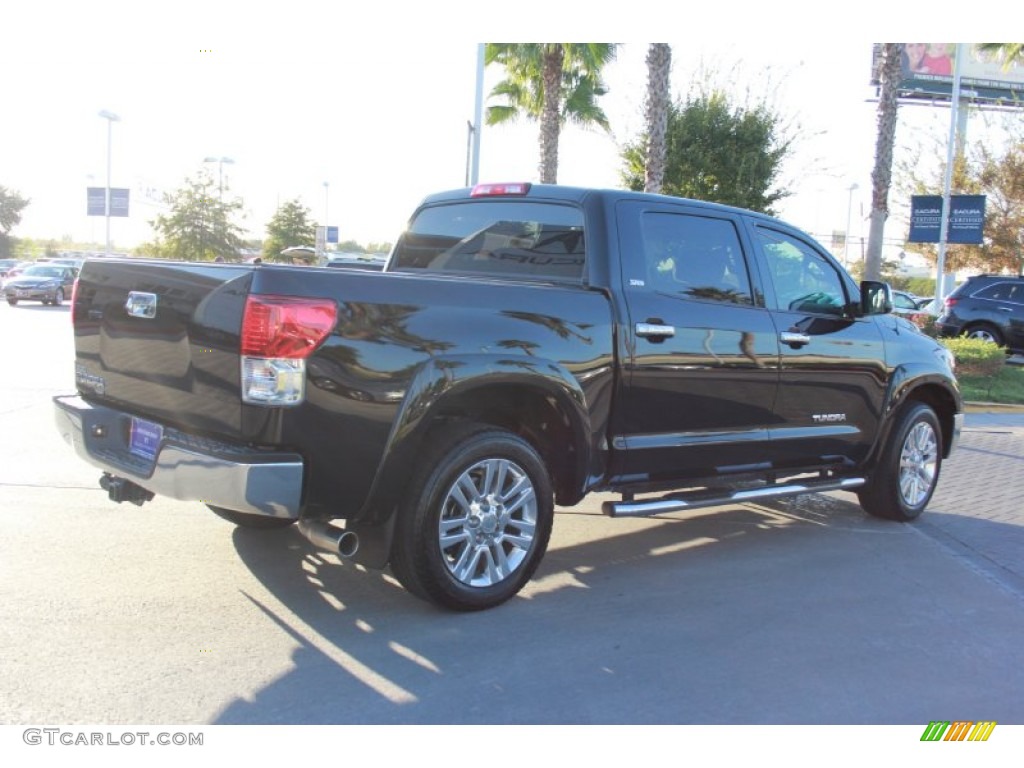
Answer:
[419,183,785,225]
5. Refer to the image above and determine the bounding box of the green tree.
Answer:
[899,136,1024,275]
[485,43,617,184]
[263,199,316,261]
[643,44,672,194]
[336,239,364,253]
[865,43,904,281]
[0,185,31,258]
[149,172,245,261]
[620,90,792,214]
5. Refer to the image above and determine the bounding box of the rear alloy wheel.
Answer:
[859,402,942,522]
[964,324,1003,346]
[207,504,297,529]
[390,423,554,611]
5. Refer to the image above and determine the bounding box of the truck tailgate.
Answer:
[72,259,254,437]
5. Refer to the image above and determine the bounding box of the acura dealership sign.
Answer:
[908,195,985,244]
[87,187,130,217]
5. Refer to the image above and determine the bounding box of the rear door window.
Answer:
[975,282,1024,303]
[640,212,754,305]
[390,201,585,282]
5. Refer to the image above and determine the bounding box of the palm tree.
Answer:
[977,43,1024,68]
[485,43,617,184]
[865,43,903,282]
[644,44,672,194]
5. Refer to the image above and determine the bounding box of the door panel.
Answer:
[753,226,887,469]
[611,202,780,484]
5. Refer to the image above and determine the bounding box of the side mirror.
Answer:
[861,280,893,316]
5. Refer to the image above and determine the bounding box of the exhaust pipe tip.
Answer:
[298,519,359,559]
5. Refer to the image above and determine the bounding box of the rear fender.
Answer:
[357,354,594,526]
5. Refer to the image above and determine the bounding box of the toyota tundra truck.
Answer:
[53,183,963,611]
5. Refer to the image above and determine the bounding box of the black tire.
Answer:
[207,504,297,529]
[53,288,64,307]
[7,298,17,306]
[963,323,1003,346]
[858,402,942,522]
[389,422,554,611]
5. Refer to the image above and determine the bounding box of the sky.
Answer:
[2,2,1003,257]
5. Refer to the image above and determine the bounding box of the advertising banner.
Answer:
[908,195,986,244]
[872,44,1024,103]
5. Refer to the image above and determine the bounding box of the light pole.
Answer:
[203,156,234,198]
[844,182,859,268]
[99,110,120,256]
[86,174,97,244]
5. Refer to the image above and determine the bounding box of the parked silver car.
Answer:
[4,264,78,306]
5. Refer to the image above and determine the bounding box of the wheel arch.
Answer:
[358,354,595,527]
[882,366,962,460]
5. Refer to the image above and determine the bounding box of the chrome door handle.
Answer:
[780,331,811,347]
[636,322,675,339]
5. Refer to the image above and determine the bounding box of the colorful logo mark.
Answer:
[921,721,996,742]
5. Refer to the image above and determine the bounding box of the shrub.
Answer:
[940,337,1006,378]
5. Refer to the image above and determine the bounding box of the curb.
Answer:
[964,402,1024,413]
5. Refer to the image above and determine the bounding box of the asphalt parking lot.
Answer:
[1,301,1023,736]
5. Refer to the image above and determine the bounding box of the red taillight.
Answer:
[470,182,531,197]
[944,297,958,309]
[241,296,337,358]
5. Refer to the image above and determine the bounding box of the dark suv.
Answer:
[936,274,1024,353]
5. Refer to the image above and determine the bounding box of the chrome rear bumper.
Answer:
[53,395,303,519]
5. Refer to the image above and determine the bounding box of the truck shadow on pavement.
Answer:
[212,491,1024,725]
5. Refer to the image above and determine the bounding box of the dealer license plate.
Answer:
[129,417,163,461]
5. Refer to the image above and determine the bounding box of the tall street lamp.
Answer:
[98,110,120,256]
[203,156,234,198]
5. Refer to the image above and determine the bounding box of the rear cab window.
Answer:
[389,201,585,282]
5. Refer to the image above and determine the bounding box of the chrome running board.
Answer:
[602,477,867,518]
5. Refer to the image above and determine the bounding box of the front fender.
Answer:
[870,362,962,463]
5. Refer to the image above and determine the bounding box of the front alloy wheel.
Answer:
[859,402,943,522]
[897,419,939,509]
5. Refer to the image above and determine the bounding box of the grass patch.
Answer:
[957,362,1024,404]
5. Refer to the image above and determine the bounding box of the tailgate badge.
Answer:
[126,292,158,319]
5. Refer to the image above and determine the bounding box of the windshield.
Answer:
[22,265,66,278]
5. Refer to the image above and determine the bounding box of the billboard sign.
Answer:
[326,226,338,244]
[872,44,1024,104]
[87,187,130,217]
[908,195,986,244]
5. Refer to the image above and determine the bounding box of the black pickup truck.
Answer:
[54,183,963,611]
